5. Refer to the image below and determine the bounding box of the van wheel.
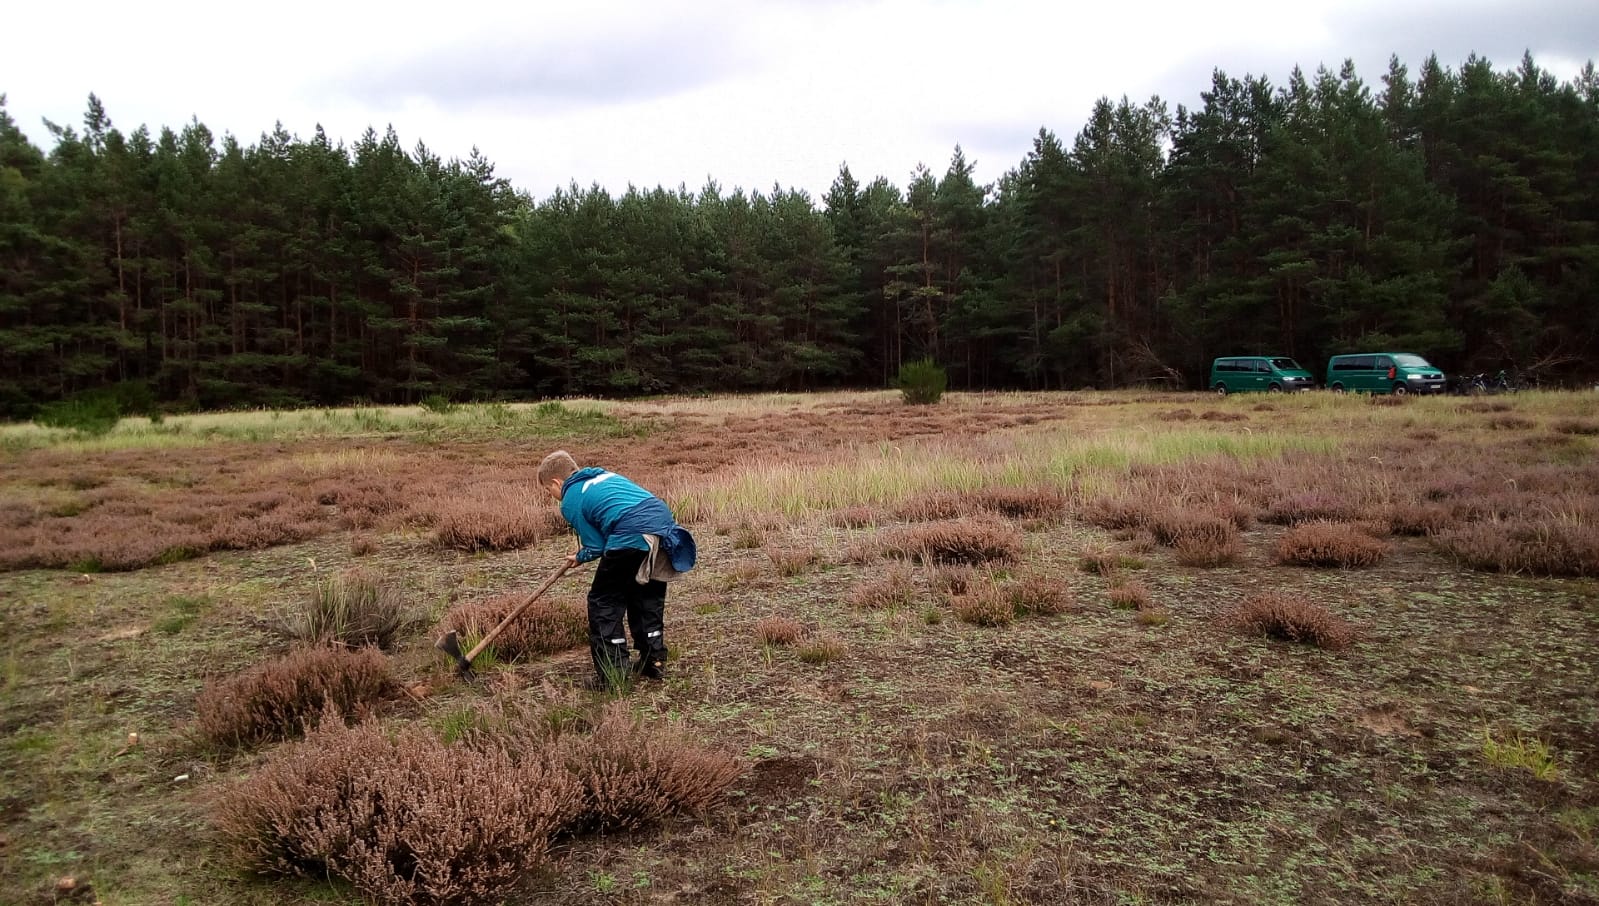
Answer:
[1331,383,1345,394]
[1392,384,1408,396]
[1268,384,1282,394]
[1213,384,1227,396]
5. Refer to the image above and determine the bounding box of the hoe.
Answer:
[435,561,573,678]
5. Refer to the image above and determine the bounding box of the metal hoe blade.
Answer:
[434,631,474,678]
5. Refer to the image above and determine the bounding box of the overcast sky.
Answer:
[4,0,1595,200]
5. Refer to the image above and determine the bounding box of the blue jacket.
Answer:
[559,468,696,571]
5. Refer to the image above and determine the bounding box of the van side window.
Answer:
[1332,358,1353,372]
[1374,356,1393,369]
[1254,360,1270,373]
[1218,360,1237,372]
[1352,355,1376,369]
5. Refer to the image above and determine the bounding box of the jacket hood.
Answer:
[562,467,606,494]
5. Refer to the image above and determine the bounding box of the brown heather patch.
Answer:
[950,581,1016,627]
[1081,494,1155,531]
[217,718,583,906]
[892,492,971,522]
[1174,532,1244,567]
[1553,419,1599,436]
[931,565,976,596]
[1199,410,1248,422]
[433,490,567,553]
[754,615,804,646]
[558,704,743,833]
[830,505,879,529]
[1437,518,1599,578]
[964,485,1070,521]
[765,545,820,577]
[1005,575,1073,615]
[847,566,917,609]
[217,703,740,905]
[1157,408,1195,421]
[1079,543,1145,575]
[1107,579,1153,611]
[1367,395,1409,407]
[1262,491,1360,526]
[1275,522,1389,569]
[1385,502,1454,537]
[439,593,587,662]
[1225,592,1354,650]
[1149,511,1236,548]
[876,518,1023,566]
[195,646,400,749]
[1461,400,1513,413]
[1486,414,1537,431]
[796,633,848,664]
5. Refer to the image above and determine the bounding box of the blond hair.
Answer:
[537,450,579,487]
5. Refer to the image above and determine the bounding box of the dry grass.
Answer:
[1275,522,1390,569]
[439,593,587,662]
[754,615,804,646]
[276,568,416,650]
[1224,592,1355,650]
[195,646,399,749]
[830,505,879,528]
[876,518,1023,566]
[1150,511,1242,567]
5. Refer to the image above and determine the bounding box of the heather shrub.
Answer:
[965,485,1070,521]
[434,493,566,552]
[1199,410,1247,422]
[216,719,583,905]
[796,633,848,664]
[1275,522,1389,569]
[1486,414,1536,431]
[559,705,743,832]
[931,564,976,596]
[1385,502,1454,537]
[277,567,416,649]
[1553,419,1599,436]
[848,566,917,609]
[951,580,1015,626]
[1262,492,1358,526]
[1225,592,1354,650]
[1078,544,1145,575]
[1005,576,1072,616]
[897,358,947,405]
[440,593,587,662]
[195,646,399,749]
[1173,532,1243,567]
[765,545,819,577]
[1438,519,1599,577]
[1082,495,1152,530]
[1149,511,1238,552]
[877,518,1022,566]
[1107,580,1152,610]
[755,615,804,646]
[830,505,879,529]
[893,492,971,522]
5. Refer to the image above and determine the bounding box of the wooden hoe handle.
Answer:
[463,562,574,665]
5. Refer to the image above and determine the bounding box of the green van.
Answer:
[1209,356,1316,395]
[1325,353,1445,395]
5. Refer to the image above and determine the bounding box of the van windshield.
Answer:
[1270,358,1303,371]
[1393,354,1433,368]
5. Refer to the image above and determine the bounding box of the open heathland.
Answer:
[2,390,1598,905]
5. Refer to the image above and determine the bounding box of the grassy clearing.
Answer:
[2,389,1597,905]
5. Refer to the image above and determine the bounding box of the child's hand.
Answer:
[563,552,580,569]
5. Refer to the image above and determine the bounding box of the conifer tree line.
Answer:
[2,52,1595,416]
